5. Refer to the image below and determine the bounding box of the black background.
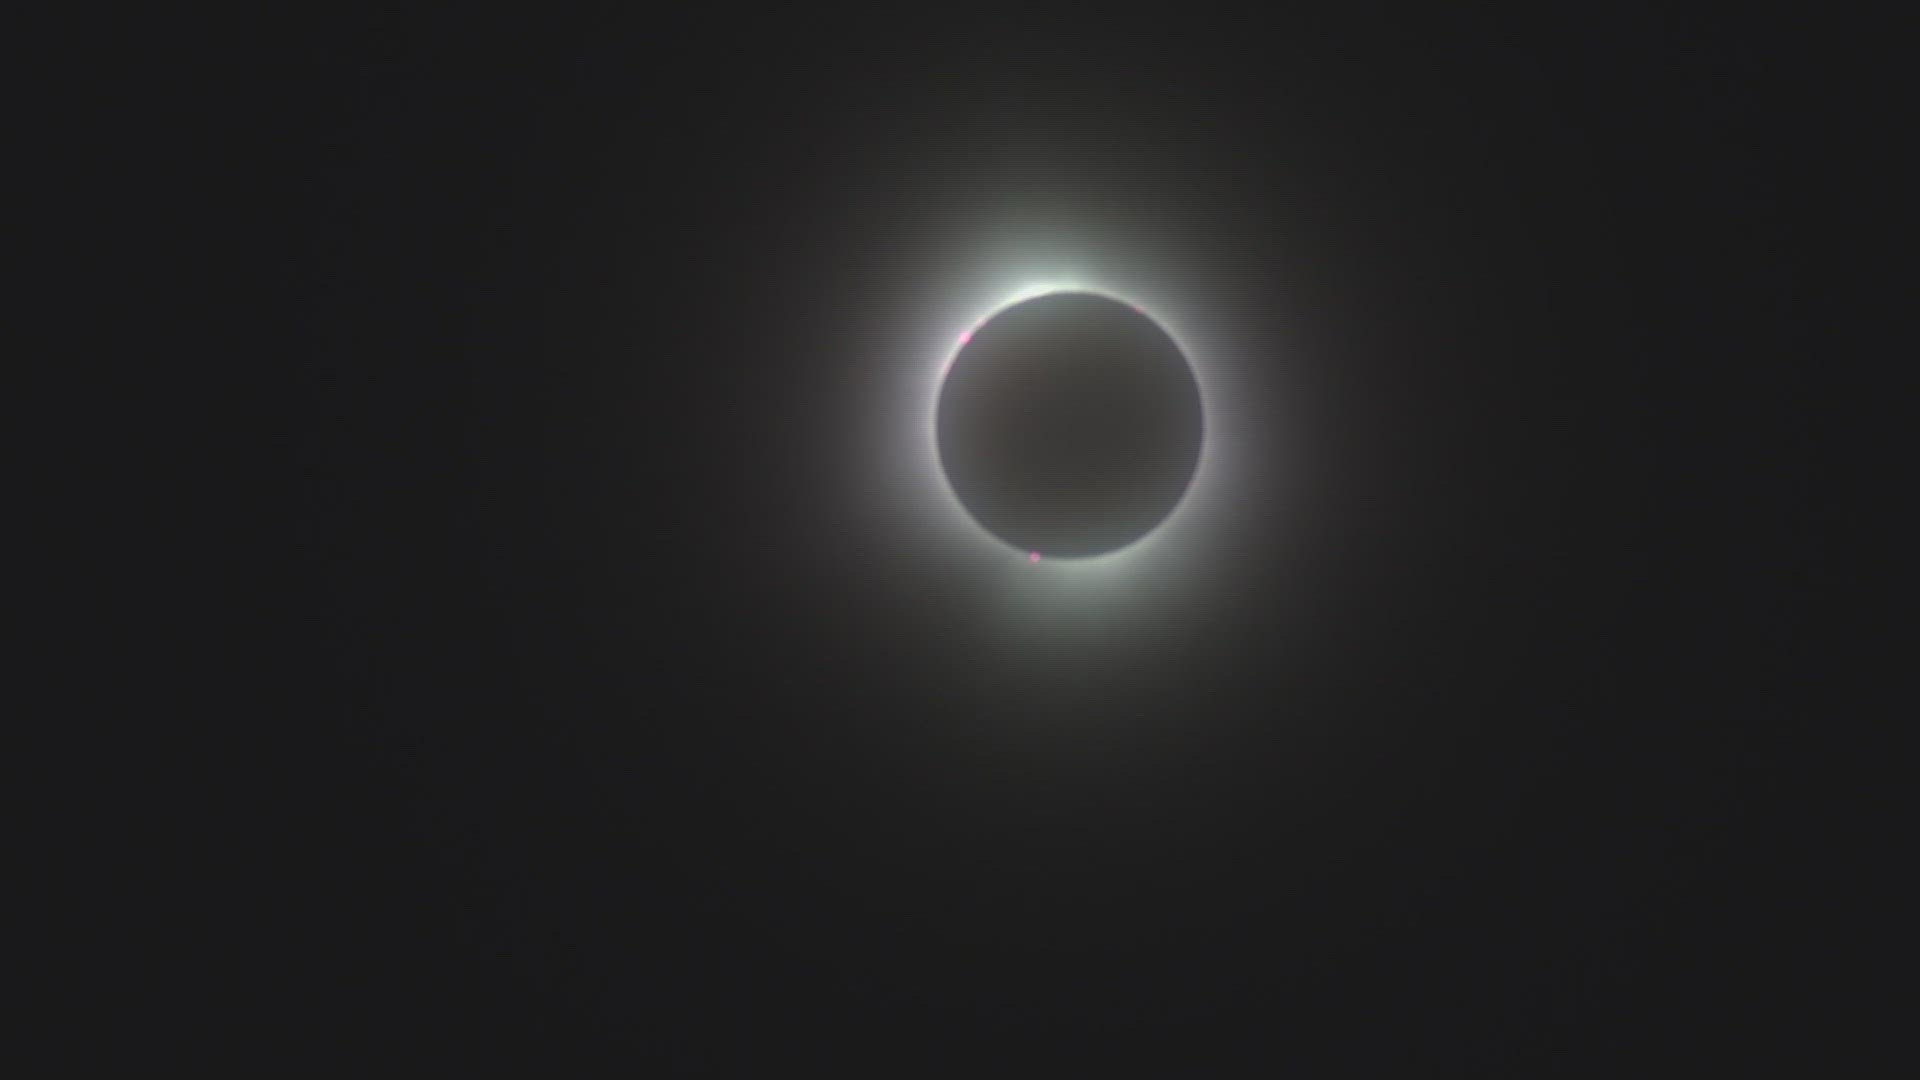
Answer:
[86,6,1854,1071]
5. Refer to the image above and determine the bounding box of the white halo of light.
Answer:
[833,166,1299,656]
[789,104,1315,748]
[923,278,1235,577]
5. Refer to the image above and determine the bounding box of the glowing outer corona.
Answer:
[929,282,1219,570]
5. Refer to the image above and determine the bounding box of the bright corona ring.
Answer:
[934,289,1205,561]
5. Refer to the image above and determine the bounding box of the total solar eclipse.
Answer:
[935,291,1205,560]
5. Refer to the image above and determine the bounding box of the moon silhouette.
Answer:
[936,291,1204,559]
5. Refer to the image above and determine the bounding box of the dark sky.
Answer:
[109,7,1852,1071]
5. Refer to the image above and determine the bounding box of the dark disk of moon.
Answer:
[936,291,1204,559]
